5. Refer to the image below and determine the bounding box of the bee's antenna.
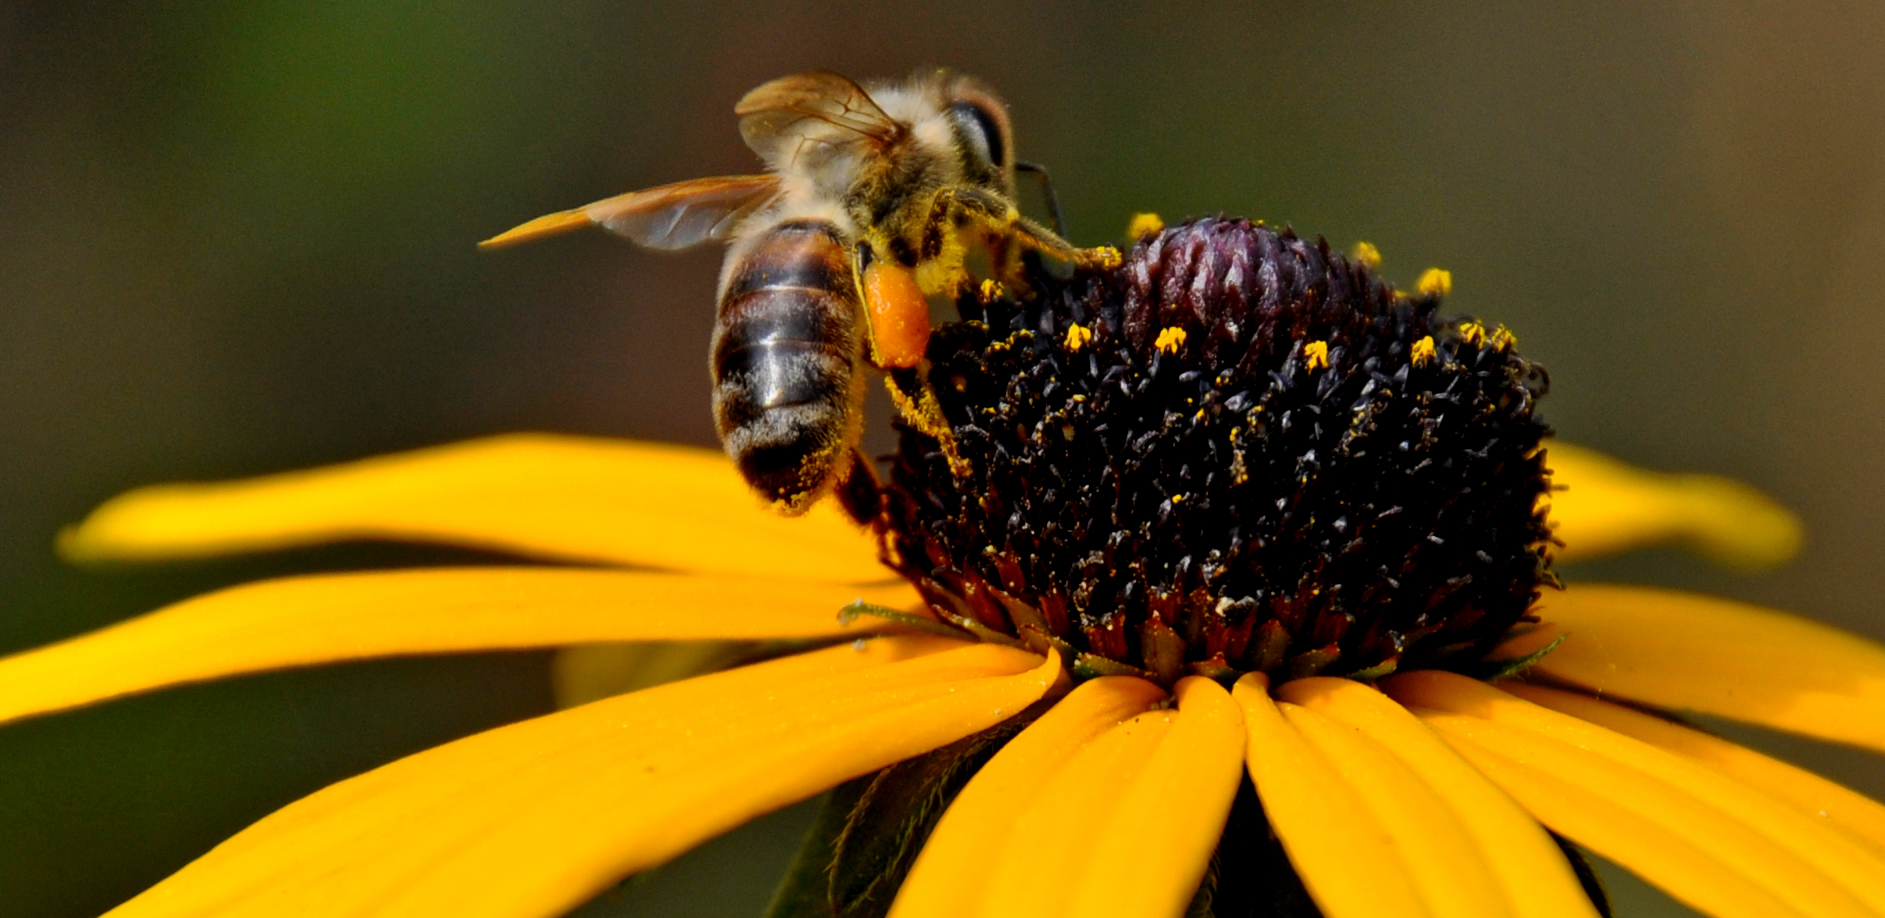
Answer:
[1014,160,1066,239]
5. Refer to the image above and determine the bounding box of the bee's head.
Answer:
[935,75,1016,197]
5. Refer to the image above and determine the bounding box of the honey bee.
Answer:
[482,69,1097,514]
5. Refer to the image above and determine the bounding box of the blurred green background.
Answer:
[4,2,1884,915]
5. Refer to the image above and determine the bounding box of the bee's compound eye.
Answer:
[947,100,1006,174]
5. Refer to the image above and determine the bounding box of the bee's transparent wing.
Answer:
[735,71,902,164]
[480,175,781,251]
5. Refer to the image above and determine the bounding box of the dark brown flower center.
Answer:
[867,218,1554,684]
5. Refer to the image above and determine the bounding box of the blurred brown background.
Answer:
[3,2,1883,915]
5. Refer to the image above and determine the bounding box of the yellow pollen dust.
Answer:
[1091,246,1124,270]
[1417,267,1453,297]
[1063,323,1094,352]
[1488,325,1518,351]
[1154,327,1188,353]
[1410,335,1438,367]
[978,278,1006,301]
[1303,340,1330,372]
[1351,241,1382,269]
[1127,212,1165,239]
[1458,321,1487,347]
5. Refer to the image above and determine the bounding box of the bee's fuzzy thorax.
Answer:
[873,218,1556,684]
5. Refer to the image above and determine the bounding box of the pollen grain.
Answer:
[1352,241,1382,269]
[1417,267,1453,297]
[1303,340,1330,373]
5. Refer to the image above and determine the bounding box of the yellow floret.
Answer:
[1417,267,1453,297]
[1351,241,1382,269]
[1488,325,1518,351]
[1303,340,1330,372]
[1155,327,1188,354]
[1458,321,1487,347]
[1064,323,1094,352]
[1410,335,1438,367]
[1127,213,1165,239]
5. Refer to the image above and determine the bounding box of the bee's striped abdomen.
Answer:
[710,220,864,513]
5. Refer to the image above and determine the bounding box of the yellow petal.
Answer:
[1541,441,1801,568]
[1502,681,1885,856]
[1428,724,1806,918]
[1391,671,1885,918]
[0,567,918,727]
[1067,677,1246,918]
[1493,583,1885,753]
[1278,677,1600,918]
[1280,702,1510,916]
[60,434,883,582]
[1233,673,1430,918]
[890,676,1167,918]
[976,705,1174,918]
[106,637,1057,918]
[1275,700,1507,916]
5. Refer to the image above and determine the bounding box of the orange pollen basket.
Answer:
[863,260,932,369]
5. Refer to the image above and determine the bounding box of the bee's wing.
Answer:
[734,71,902,163]
[479,175,782,251]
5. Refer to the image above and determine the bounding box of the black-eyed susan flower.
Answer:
[4,219,1879,918]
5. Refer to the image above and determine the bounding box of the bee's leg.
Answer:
[832,447,907,569]
[885,367,969,479]
[923,187,1121,280]
[833,446,884,526]
[852,241,967,479]
[1013,159,1067,238]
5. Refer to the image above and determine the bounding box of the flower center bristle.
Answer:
[872,218,1555,685]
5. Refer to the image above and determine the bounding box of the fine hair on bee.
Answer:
[482,68,1113,515]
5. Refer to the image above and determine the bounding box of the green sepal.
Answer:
[762,773,872,918]
[762,704,1045,918]
[1282,644,1341,681]
[935,611,1030,649]
[1473,633,1566,682]
[1071,651,1153,681]
[1186,655,1243,687]
[837,600,974,640]
[1344,656,1400,682]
